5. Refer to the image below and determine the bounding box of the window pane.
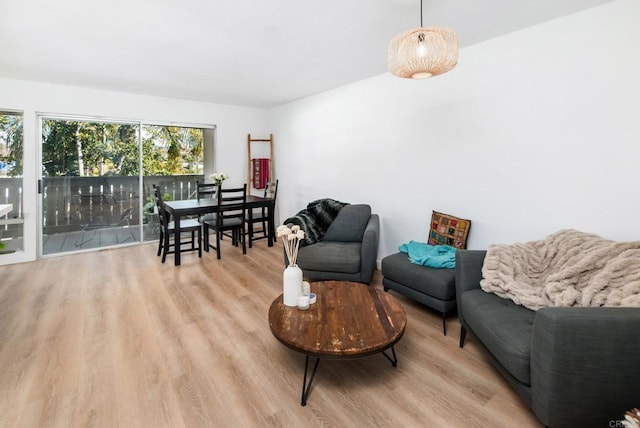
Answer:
[0,111,24,254]
[141,124,207,241]
[41,118,141,255]
[142,125,203,176]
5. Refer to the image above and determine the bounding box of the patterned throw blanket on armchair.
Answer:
[480,229,640,310]
[283,198,348,246]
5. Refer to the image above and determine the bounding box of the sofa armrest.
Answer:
[360,214,379,284]
[531,307,640,427]
[455,250,486,326]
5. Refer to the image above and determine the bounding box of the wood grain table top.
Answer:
[268,281,407,359]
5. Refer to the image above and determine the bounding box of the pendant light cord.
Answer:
[420,0,423,27]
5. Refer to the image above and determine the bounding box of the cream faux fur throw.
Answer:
[480,229,640,311]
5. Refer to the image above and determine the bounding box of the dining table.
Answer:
[162,195,275,266]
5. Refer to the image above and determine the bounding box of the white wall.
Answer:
[0,78,269,263]
[269,0,640,260]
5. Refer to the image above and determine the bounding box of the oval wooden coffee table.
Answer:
[268,280,407,406]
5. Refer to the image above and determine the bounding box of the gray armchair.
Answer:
[287,204,379,284]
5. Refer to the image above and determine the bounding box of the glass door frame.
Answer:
[35,113,216,258]
[37,113,142,257]
[0,109,29,266]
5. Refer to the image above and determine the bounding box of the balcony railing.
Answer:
[0,175,204,236]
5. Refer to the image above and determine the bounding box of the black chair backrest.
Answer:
[217,184,247,227]
[196,180,217,200]
[258,179,278,218]
[153,184,169,227]
[263,179,278,201]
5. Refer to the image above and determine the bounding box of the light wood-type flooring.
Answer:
[0,239,542,427]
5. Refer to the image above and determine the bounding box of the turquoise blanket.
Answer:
[399,241,456,268]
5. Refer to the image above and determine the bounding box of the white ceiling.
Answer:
[0,0,615,108]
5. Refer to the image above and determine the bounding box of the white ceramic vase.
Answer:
[283,265,303,307]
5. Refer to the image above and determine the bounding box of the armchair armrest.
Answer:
[455,250,486,326]
[360,214,379,284]
[531,307,640,427]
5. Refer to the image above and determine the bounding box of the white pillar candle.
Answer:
[302,281,311,296]
[297,295,310,310]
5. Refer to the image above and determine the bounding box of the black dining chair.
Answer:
[196,180,217,223]
[196,180,217,200]
[203,184,247,259]
[246,179,278,248]
[153,184,202,263]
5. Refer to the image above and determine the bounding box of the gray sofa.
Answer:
[456,249,640,428]
[291,204,379,284]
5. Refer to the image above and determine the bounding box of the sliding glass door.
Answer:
[40,117,141,255]
[39,115,215,256]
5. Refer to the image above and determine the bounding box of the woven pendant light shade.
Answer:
[388,26,458,79]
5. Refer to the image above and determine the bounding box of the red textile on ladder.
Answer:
[252,158,270,189]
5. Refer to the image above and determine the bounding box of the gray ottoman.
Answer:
[381,252,456,335]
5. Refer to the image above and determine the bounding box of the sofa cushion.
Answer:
[428,210,471,249]
[297,241,361,273]
[322,204,371,242]
[382,252,455,301]
[461,289,535,385]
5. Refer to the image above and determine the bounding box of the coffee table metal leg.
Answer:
[381,345,398,367]
[301,355,320,406]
